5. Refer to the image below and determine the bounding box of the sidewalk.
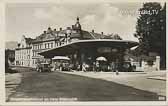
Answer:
[61,71,166,96]
[147,76,166,81]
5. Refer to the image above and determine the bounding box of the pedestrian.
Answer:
[95,61,99,72]
[93,62,96,72]
[59,63,63,71]
[82,63,86,72]
[115,59,119,75]
[116,69,119,75]
[77,64,80,71]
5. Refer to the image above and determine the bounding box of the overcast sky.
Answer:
[5,2,144,42]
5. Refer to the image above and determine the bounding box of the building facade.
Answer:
[15,17,139,71]
[15,35,33,67]
[31,17,104,67]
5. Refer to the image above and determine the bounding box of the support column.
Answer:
[156,56,160,71]
[78,48,85,71]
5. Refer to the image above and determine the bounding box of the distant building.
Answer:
[5,49,15,66]
[15,35,34,67]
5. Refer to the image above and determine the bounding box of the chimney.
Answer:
[48,27,51,30]
[47,27,52,33]
[60,27,62,31]
[101,32,104,35]
[92,29,94,33]
[72,25,74,29]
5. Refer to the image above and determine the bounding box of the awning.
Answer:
[52,56,70,60]
[38,39,139,58]
[96,56,107,61]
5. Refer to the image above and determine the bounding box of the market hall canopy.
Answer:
[39,39,139,58]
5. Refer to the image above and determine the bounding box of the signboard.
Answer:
[97,47,119,53]
[97,47,111,53]
[111,48,118,52]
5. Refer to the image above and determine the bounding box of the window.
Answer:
[55,43,57,47]
[45,44,47,48]
[48,43,50,48]
[41,44,42,49]
[51,43,53,48]
[40,44,41,49]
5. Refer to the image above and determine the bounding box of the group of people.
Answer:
[81,61,119,73]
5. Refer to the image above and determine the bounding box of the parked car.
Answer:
[36,63,52,72]
[62,62,71,71]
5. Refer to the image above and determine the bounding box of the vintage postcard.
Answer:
[0,0,167,105]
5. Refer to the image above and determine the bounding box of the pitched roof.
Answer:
[34,32,58,42]
[89,32,106,39]
[82,30,95,39]
[33,27,122,43]
[58,29,67,34]
[25,37,34,44]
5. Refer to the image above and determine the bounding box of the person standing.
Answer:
[93,62,96,72]
[96,61,99,72]
[59,63,63,71]
[82,63,86,72]
[115,59,119,75]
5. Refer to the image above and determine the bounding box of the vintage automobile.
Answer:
[61,62,72,71]
[36,63,52,72]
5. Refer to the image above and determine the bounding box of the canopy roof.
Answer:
[39,39,139,58]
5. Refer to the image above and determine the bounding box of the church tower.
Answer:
[70,17,83,40]
[74,17,81,31]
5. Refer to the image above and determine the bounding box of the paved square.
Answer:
[5,67,166,102]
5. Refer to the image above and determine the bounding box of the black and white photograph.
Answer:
[2,0,167,105]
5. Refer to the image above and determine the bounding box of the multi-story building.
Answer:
[15,35,34,67]
[15,17,119,68]
[31,17,102,67]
